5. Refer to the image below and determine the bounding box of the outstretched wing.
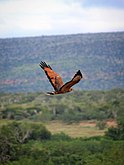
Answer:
[39,61,64,91]
[60,70,83,92]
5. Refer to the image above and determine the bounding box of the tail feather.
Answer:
[73,70,83,79]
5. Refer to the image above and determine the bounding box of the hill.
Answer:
[0,32,124,92]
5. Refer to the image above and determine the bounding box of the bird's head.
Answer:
[47,92,55,95]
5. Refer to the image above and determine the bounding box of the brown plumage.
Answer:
[39,61,83,95]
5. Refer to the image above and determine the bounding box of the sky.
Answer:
[0,0,124,38]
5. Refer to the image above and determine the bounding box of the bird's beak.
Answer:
[47,92,55,95]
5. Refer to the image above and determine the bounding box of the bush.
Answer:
[29,123,51,140]
[51,132,72,141]
[105,118,124,140]
[96,121,106,130]
[0,124,21,164]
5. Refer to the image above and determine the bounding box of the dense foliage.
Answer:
[105,117,124,140]
[0,32,124,92]
[0,89,123,123]
[0,89,124,164]
[0,121,124,165]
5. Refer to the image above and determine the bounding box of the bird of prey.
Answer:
[39,61,83,95]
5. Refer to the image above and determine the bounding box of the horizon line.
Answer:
[0,30,124,39]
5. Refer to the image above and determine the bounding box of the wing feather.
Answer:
[60,70,82,92]
[39,61,64,91]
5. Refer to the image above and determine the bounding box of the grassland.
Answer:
[0,119,105,138]
[45,121,105,137]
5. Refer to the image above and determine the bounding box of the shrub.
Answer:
[96,121,106,130]
[29,123,51,140]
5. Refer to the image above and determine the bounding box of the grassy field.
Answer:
[0,119,106,138]
[45,120,105,138]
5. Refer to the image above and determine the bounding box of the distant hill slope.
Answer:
[0,32,124,92]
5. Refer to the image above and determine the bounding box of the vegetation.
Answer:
[0,89,123,123]
[0,120,124,165]
[105,117,124,140]
[0,89,124,164]
[0,32,124,92]
[45,121,105,138]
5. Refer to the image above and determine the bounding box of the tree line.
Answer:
[0,89,123,123]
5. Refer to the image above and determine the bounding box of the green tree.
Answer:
[105,117,124,140]
[0,124,20,164]
[29,123,51,140]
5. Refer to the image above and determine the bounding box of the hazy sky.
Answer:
[0,0,124,38]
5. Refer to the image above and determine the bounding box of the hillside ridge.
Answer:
[0,32,124,92]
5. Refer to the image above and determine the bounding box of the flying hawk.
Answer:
[39,61,83,95]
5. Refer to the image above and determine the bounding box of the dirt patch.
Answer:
[79,121,96,127]
[79,120,117,128]
[106,119,117,127]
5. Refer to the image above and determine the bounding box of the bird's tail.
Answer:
[73,70,83,79]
